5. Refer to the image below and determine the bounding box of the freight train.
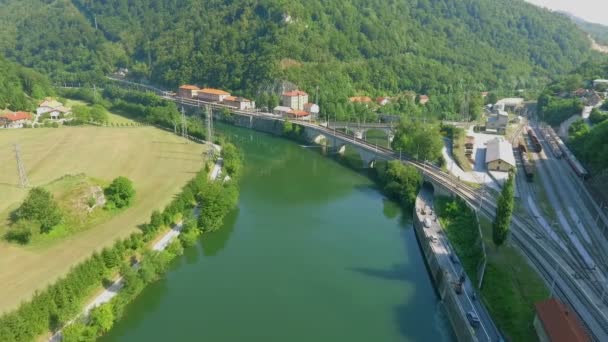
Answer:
[518,142,535,181]
[544,126,589,179]
[527,128,542,153]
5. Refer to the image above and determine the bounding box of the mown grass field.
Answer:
[0,126,205,313]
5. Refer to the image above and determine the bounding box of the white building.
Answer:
[485,138,515,172]
[282,90,308,111]
[37,98,71,119]
[593,79,608,88]
[496,98,524,112]
[198,88,231,102]
[0,112,32,128]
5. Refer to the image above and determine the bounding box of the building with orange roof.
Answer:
[287,109,310,119]
[282,90,308,111]
[198,88,231,102]
[533,298,590,342]
[1,112,32,128]
[178,85,200,99]
[419,95,430,105]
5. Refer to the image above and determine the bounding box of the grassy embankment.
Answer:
[435,197,549,342]
[0,126,205,312]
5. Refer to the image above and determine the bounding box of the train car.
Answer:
[527,128,542,153]
[547,127,590,179]
[518,143,535,181]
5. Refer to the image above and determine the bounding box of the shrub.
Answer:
[104,177,135,209]
[14,187,62,233]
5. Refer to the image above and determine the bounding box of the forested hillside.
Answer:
[0,55,54,111]
[0,0,596,119]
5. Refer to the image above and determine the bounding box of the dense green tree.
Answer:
[89,303,114,334]
[492,172,515,247]
[105,177,135,209]
[376,161,423,208]
[14,187,62,233]
[392,120,443,162]
[589,108,608,125]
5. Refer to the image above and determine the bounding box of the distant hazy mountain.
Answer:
[559,11,608,46]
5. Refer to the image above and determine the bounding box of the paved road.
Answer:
[416,190,500,342]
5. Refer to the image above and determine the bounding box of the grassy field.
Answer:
[0,126,205,313]
[64,99,137,125]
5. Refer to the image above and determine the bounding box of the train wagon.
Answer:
[518,143,535,181]
[527,128,542,153]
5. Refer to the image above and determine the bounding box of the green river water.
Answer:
[100,125,453,341]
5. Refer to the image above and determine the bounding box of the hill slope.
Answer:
[0,0,596,115]
[0,55,54,111]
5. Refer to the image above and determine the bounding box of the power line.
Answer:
[14,143,29,188]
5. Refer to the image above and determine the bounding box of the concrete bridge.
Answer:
[325,121,395,142]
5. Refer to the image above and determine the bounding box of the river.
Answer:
[100,125,453,341]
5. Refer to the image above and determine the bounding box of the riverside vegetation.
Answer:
[0,142,243,342]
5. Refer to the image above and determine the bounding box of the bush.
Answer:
[104,177,135,209]
[14,187,62,233]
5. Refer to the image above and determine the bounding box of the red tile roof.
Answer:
[289,110,309,117]
[200,88,230,95]
[535,299,590,342]
[1,112,32,121]
[282,90,308,97]
[179,85,199,90]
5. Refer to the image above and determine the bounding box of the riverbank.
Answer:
[48,159,224,341]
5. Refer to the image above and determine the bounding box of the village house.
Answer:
[496,97,524,112]
[376,97,391,106]
[286,109,310,120]
[0,112,32,128]
[418,95,430,105]
[533,298,589,342]
[485,138,515,172]
[37,98,71,120]
[593,79,608,88]
[198,88,231,102]
[223,96,255,110]
[304,103,320,118]
[282,90,308,111]
[178,85,200,99]
[486,106,509,134]
[273,106,294,116]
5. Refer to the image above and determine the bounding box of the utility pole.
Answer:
[14,144,29,188]
[206,104,214,160]
[94,15,98,30]
[181,106,188,140]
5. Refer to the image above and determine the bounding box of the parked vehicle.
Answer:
[466,311,481,328]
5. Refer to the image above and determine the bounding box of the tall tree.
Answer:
[492,171,515,247]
